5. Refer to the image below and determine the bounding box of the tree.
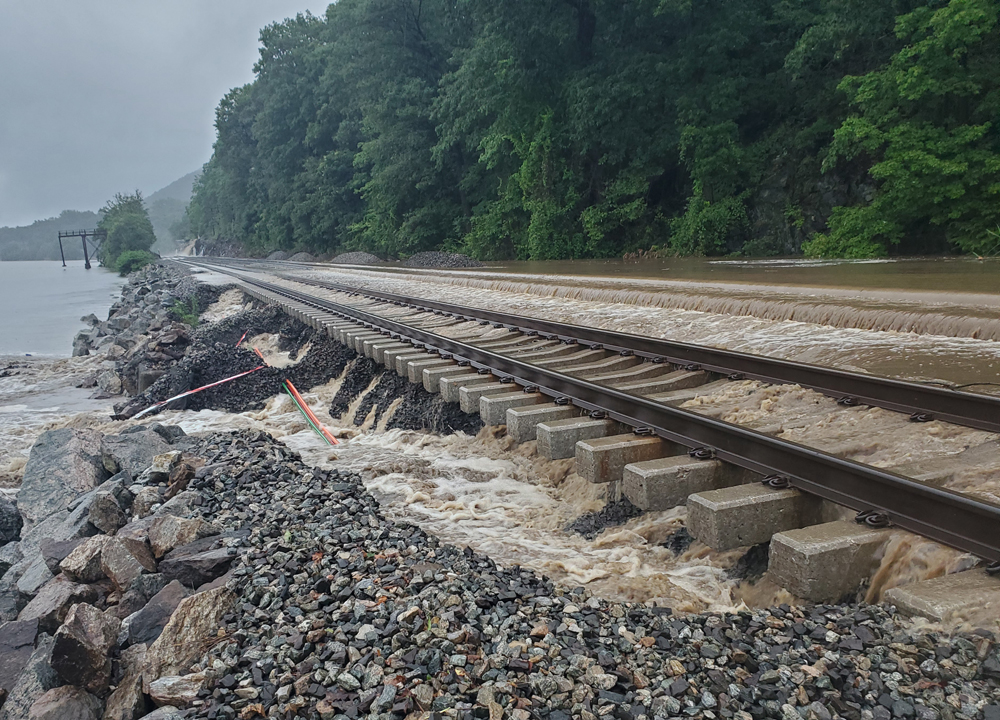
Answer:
[807,0,1000,257]
[97,191,157,267]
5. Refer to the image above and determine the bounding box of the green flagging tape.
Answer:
[282,381,333,445]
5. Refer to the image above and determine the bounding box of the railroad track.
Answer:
[176,257,1000,609]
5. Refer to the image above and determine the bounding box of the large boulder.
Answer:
[100,538,153,593]
[0,618,40,696]
[51,603,121,693]
[20,499,101,563]
[0,499,22,545]
[27,685,102,720]
[39,537,84,574]
[152,491,201,519]
[148,516,217,559]
[0,560,28,622]
[16,556,54,597]
[18,429,107,531]
[0,634,59,720]
[120,581,187,647]
[103,643,150,720]
[18,575,99,633]
[100,429,171,477]
[158,544,234,589]
[60,536,111,583]
[147,671,208,708]
[115,574,168,620]
[87,491,127,535]
[117,517,155,545]
[142,585,235,687]
[141,707,184,720]
[0,541,23,577]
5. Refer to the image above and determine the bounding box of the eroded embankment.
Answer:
[35,263,995,619]
[128,268,991,615]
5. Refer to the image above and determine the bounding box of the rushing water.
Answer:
[370,255,1000,297]
[2,258,997,619]
[270,264,1000,391]
[160,278,994,614]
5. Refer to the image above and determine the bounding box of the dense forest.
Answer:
[187,0,1000,260]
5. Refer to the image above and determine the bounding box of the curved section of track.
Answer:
[177,257,1000,564]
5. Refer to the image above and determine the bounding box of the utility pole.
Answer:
[57,229,107,269]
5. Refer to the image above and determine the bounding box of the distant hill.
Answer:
[147,170,200,255]
[148,170,199,205]
[0,170,200,261]
[0,210,101,261]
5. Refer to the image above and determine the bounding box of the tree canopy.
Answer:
[97,191,158,272]
[187,0,1000,260]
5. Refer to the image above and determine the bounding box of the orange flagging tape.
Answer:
[284,379,340,445]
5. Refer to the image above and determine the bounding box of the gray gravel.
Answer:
[404,251,482,268]
[178,430,1000,720]
[333,252,383,265]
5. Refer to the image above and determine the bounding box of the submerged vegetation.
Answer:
[186,0,1000,260]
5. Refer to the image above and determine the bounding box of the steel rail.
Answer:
[187,257,1000,434]
[190,261,1000,563]
[298,276,1000,434]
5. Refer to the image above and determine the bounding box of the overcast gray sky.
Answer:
[0,1,329,228]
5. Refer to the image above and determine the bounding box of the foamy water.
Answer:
[0,355,121,485]
[5,264,997,618]
[244,265,1000,390]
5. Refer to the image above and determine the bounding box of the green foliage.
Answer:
[113,250,158,276]
[668,195,751,255]
[815,0,1000,256]
[186,0,1000,260]
[97,191,157,268]
[170,297,200,327]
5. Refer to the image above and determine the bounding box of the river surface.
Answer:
[0,260,124,484]
[0,260,124,355]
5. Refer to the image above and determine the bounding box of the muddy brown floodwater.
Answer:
[171,263,997,618]
[5,258,996,623]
